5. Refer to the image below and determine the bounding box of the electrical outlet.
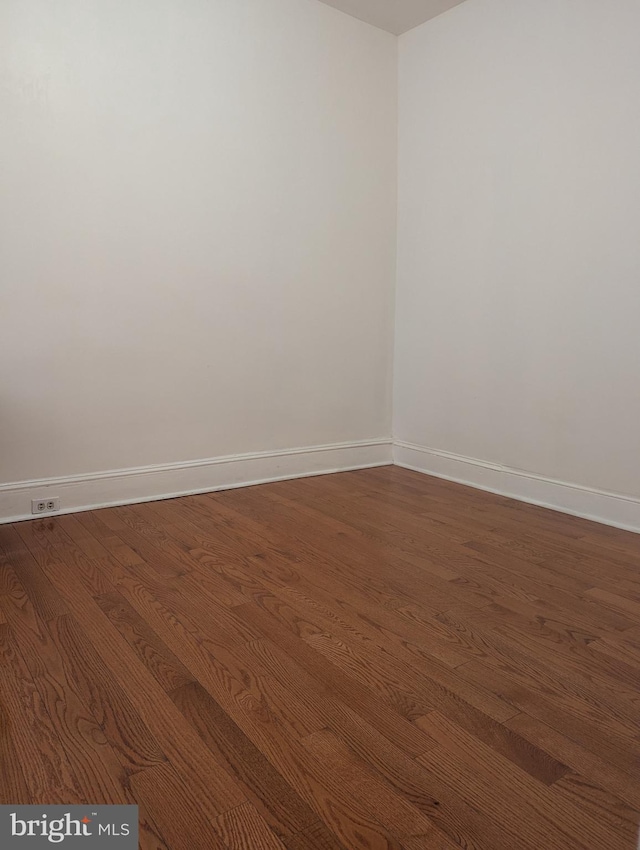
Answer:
[31,498,60,515]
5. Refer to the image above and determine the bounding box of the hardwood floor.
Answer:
[1,466,639,849]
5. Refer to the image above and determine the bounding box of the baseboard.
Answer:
[0,439,393,525]
[7,437,636,534]
[393,440,640,534]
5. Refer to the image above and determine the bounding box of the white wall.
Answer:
[395,0,640,528]
[4,0,639,530]
[0,0,397,518]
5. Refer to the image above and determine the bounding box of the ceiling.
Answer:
[316,0,469,35]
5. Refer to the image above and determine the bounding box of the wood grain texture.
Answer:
[215,802,289,850]
[170,680,318,840]
[283,821,348,850]
[0,466,638,849]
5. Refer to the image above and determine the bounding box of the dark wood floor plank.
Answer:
[45,612,167,772]
[95,590,196,694]
[505,712,640,811]
[175,657,408,849]
[170,680,318,840]
[0,545,68,622]
[203,486,468,611]
[33,557,248,816]
[220,721,406,850]
[452,596,640,690]
[0,624,32,804]
[283,821,348,850]
[300,728,451,843]
[464,539,595,594]
[357,467,640,578]
[435,604,640,735]
[251,485,462,582]
[217,646,537,849]
[270,589,516,723]
[56,513,120,562]
[215,802,289,850]
[0,710,31,804]
[399,837,461,850]
[218,493,469,611]
[153,495,472,685]
[130,762,230,850]
[414,706,569,787]
[75,511,149,568]
[489,617,640,723]
[551,771,639,845]
[0,662,82,804]
[417,710,633,850]
[0,525,32,559]
[459,658,640,777]
[0,619,108,804]
[590,630,640,672]
[0,466,638,850]
[0,568,68,678]
[233,600,435,758]
[240,637,441,793]
[84,509,188,580]
[275,569,473,669]
[304,629,434,722]
[585,587,640,619]
[87,559,326,751]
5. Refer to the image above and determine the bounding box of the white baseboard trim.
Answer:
[0,439,393,525]
[393,440,640,534]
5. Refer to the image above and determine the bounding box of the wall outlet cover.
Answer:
[31,498,60,514]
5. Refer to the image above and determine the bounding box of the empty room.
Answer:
[1,0,639,848]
